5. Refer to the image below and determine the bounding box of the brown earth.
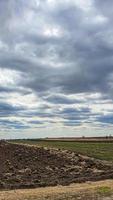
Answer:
[0,141,113,190]
[1,180,113,200]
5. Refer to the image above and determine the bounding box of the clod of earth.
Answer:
[0,141,113,190]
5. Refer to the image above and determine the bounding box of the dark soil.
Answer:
[0,141,113,190]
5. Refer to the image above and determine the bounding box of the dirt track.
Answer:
[0,141,113,190]
[0,180,113,200]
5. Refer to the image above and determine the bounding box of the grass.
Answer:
[10,139,113,161]
[96,186,112,196]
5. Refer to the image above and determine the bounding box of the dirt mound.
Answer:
[0,141,113,190]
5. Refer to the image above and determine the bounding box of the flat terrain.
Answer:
[1,180,113,200]
[11,139,113,161]
[1,140,113,199]
[1,141,113,190]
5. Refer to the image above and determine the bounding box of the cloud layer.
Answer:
[0,0,113,138]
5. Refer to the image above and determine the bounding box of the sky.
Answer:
[0,0,113,139]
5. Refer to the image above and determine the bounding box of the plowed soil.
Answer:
[0,141,113,190]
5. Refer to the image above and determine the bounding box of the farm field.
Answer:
[1,140,113,190]
[1,140,113,200]
[11,139,113,161]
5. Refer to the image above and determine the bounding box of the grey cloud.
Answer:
[44,94,83,104]
[63,120,81,127]
[0,0,113,132]
[95,114,113,125]
[58,107,91,122]
[0,119,29,129]
[29,120,44,125]
[0,0,112,96]
[0,102,25,117]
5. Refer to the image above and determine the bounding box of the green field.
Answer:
[10,139,113,161]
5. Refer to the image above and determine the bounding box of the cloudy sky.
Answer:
[0,0,113,139]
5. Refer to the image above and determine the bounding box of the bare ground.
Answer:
[0,180,113,200]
